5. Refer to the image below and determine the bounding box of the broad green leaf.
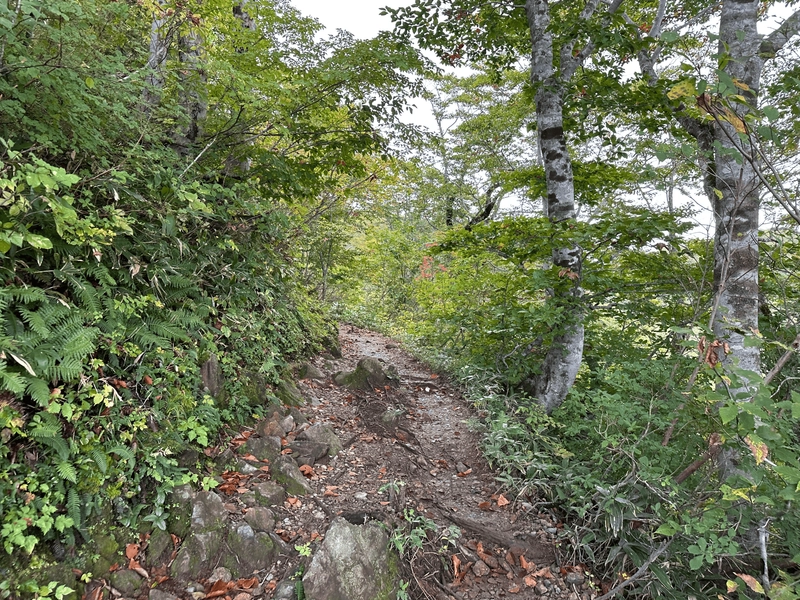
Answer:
[24,233,52,249]
[719,404,738,424]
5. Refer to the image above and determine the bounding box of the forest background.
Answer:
[1,0,800,598]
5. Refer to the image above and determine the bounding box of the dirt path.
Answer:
[260,325,594,600]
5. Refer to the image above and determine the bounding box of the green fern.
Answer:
[56,460,77,484]
[24,376,51,406]
[66,488,82,531]
[90,449,108,475]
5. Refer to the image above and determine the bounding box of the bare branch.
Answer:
[594,540,672,600]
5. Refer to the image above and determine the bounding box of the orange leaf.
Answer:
[533,567,553,578]
[523,575,537,587]
[310,531,322,541]
[237,577,258,590]
[457,468,472,477]
[745,436,769,465]
[299,464,315,477]
[497,494,510,507]
[125,543,139,559]
[241,454,258,461]
[519,556,533,572]
[280,448,293,455]
[286,497,302,507]
[478,501,492,511]
[206,580,230,599]
[128,559,149,578]
[452,554,462,578]
[735,573,765,594]
[508,584,521,594]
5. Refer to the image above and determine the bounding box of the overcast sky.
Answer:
[289,0,413,39]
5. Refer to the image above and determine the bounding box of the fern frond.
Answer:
[56,460,77,484]
[18,307,50,337]
[25,376,51,406]
[107,444,135,464]
[90,449,108,475]
[66,488,81,531]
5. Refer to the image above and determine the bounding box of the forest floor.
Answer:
[254,324,596,600]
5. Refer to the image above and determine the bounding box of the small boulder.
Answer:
[296,424,342,457]
[272,456,313,496]
[296,362,326,380]
[150,590,180,600]
[241,435,282,462]
[251,481,286,507]
[109,569,143,596]
[302,518,399,600]
[333,357,398,391]
[222,523,277,578]
[275,379,304,406]
[244,507,275,532]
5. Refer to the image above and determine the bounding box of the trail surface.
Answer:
[265,324,593,600]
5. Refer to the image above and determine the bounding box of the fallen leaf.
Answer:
[286,496,302,507]
[299,464,315,477]
[497,494,510,507]
[259,465,270,472]
[453,554,462,579]
[280,448,293,455]
[508,584,521,594]
[206,579,230,599]
[310,531,322,541]
[478,501,492,511]
[519,556,534,572]
[125,543,139,559]
[457,468,472,477]
[241,454,258,461]
[108,563,119,572]
[523,575,537,587]
[533,567,553,579]
[236,487,249,494]
[128,559,149,578]
[324,486,340,497]
[237,577,258,590]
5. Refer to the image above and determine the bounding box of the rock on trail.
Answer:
[99,324,591,600]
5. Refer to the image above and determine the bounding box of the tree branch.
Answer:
[760,8,800,58]
[594,540,672,600]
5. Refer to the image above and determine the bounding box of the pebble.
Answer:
[535,582,548,594]
[208,567,232,583]
[472,560,491,577]
[354,492,368,500]
[545,527,558,535]
[565,573,585,585]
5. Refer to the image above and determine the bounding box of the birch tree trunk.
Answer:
[521,0,584,414]
[710,0,763,376]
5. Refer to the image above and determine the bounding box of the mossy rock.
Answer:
[274,379,304,406]
[333,357,398,391]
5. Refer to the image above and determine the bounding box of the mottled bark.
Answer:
[521,0,584,414]
[143,1,169,106]
[175,26,207,152]
[710,0,764,375]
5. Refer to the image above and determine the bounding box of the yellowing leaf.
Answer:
[667,79,698,101]
[735,573,765,594]
[723,108,747,133]
[727,580,739,593]
[745,436,768,465]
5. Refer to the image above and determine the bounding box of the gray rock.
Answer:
[109,569,143,596]
[208,567,232,583]
[171,530,225,579]
[191,491,228,532]
[241,435,282,462]
[256,418,286,439]
[280,415,295,433]
[252,482,285,506]
[147,526,174,566]
[222,523,277,578]
[236,459,259,475]
[288,407,308,425]
[289,440,330,466]
[302,518,400,600]
[297,362,326,380]
[536,582,549,595]
[200,354,224,399]
[244,507,275,532]
[333,357,398,391]
[168,484,197,539]
[273,580,298,600]
[150,590,181,600]
[565,572,585,585]
[275,379,304,406]
[272,456,313,496]
[296,424,342,457]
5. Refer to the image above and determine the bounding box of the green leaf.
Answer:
[762,106,780,121]
[719,404,738,424]
[655,523,677,536]
[689,555,704,570]
[85,77,95,89]
[24,233,52,249]
[661,31,679,43]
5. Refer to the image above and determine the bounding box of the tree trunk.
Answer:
[521,0,584,414]
[710,0,763,376]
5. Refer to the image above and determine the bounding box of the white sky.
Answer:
[289,0,413,39]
